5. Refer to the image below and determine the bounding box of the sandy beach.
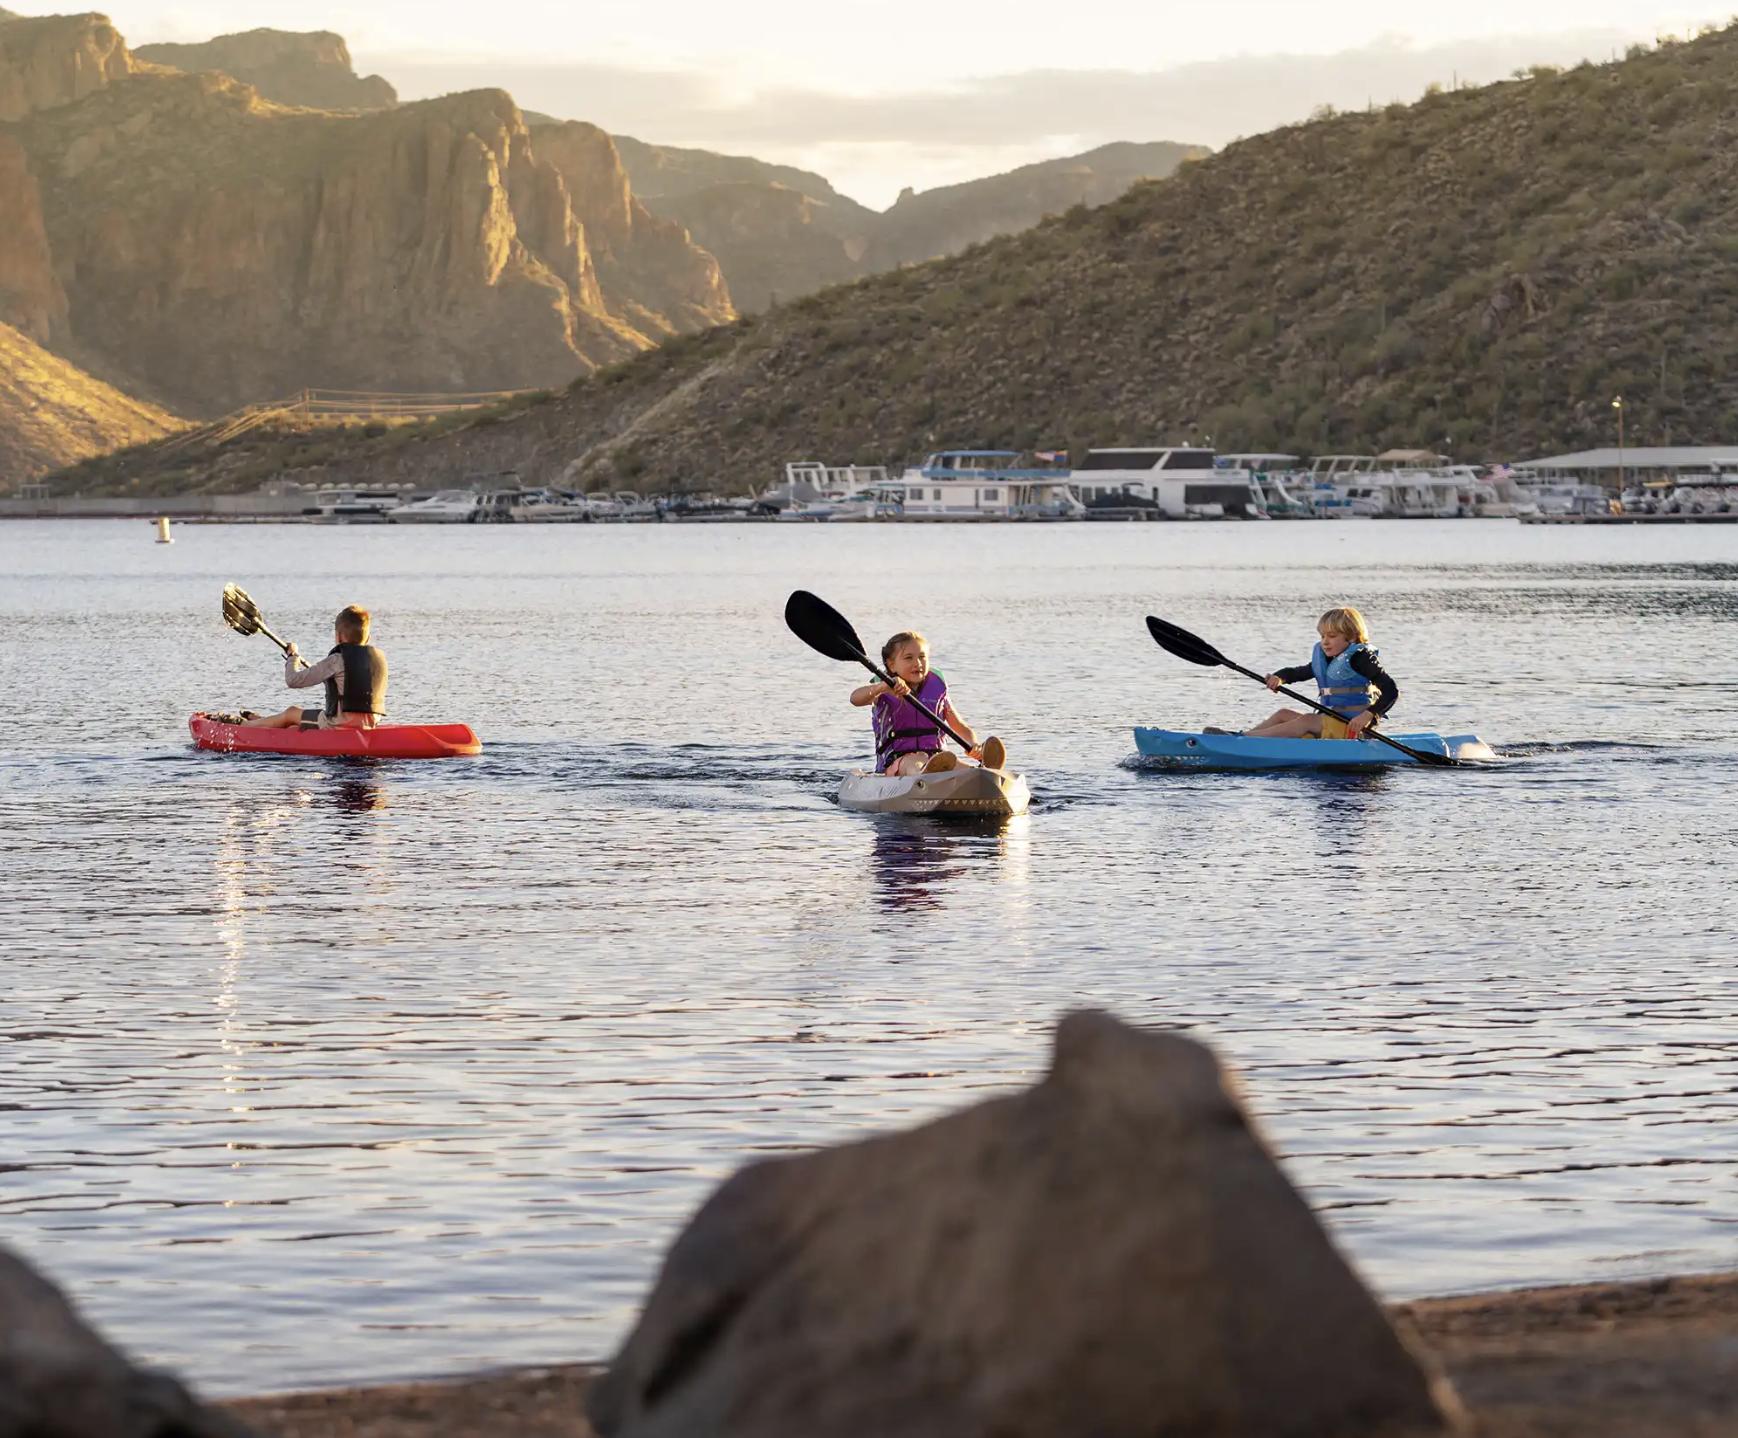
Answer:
[225,1271,1738,1437]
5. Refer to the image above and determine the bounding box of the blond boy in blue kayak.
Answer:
[242,605,389,731]
[1241,606,1398,739]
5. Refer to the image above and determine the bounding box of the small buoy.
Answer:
[155,516,173,544]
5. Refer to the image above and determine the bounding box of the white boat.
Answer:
[1219,453,1319,518]
[891,451,1085,520]
[1512,476,1612,518]
[509,488,593,523]
[1068,447,1260,518]
[777,486,902,522]
[613,490,658,521]
[1307,455,1459,518]
[837,764,1031,816]
[387,489,481,523]
[1657,464,1738,513]
[761,462,893,514]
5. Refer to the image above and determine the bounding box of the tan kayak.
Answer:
[837,764,1031,817]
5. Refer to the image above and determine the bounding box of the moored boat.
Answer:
[190,712,482,759]
[386,489,481,523]
[1133,727,1496,770]
[837,764,1031,816]
[1068,447,1260,518]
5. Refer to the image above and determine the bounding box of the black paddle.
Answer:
[1145,615,1458,768]
[222,583,293,656]
[784,590,975,752]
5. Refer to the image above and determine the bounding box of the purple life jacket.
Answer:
[872,671,948,772]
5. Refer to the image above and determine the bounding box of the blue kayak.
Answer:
[1133,728,1497,770]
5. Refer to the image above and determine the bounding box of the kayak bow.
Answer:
[189,712,481,759]
[838,765,1031,816]
[1134,728,1495,770]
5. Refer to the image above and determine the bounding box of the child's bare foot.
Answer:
[978,736,1007,771]
[922,751,959,773]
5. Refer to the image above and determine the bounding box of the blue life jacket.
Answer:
[873,671,948,770]
[1310,641,1377,718]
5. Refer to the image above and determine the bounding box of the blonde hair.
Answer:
[336,605,371,643]
[1318,607,1369,644]
[881,630,929,665]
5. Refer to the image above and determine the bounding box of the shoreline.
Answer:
[224,1269,1738,1437]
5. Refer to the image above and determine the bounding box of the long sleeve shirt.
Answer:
[285,650,342,698]
[1275,650,1399,717]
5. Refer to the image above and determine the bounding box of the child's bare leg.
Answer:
[887,752,927,776]
[1243,709,1324,739]
[242,706,306,729]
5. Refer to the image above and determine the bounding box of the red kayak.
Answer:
[189,712,481,759]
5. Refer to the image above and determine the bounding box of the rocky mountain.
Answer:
[531,121,731,337]
[0,13,733,418]
[866,141,1211,269]
[643,181,872,313]
[0,9,129,120]
[613,133,869,215]
[608,135,1204,311]
[134,28,396,110]
[0,319,180,484]
[81,22,1735,495]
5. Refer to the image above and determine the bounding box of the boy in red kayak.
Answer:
[850,630,1006,775]
[1240,606,1397,739]
[242,605,389,731]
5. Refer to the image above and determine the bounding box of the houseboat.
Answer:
[893,451,1085,520]
[1067,448,1261,518]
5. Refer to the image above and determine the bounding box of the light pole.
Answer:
[1612,396,1625,506]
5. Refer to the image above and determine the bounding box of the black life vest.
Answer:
[324,642,388,718]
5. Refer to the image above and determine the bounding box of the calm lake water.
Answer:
[2,517,1735,1396]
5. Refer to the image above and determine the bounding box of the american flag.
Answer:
[1036,449,1068,464]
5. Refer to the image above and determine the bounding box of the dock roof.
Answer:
[1517,446,1738,470]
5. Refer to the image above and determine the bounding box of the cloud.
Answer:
[365,27,1647,206]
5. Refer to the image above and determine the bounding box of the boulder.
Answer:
[0,1245,255,1436]
[590,1009,1462,1438]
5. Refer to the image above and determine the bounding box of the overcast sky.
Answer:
[47,2,1738,204]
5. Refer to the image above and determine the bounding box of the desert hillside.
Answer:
[134,28,396,110]
[0,320,180,484]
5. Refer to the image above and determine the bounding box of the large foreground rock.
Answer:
[0,1246,253,1437]
[590,1010,1461,1438]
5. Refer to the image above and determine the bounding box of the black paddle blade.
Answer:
[222,583,262,637]
[1146,615,1226,669]
[785,590,870,664]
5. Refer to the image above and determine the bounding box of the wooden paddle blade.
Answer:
[784,589,869,664]
[1145,615,1225,668]
[221,583,262,636]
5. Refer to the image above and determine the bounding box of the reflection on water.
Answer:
[2,519,1736,1396]
[869,820,980,911]
[330,776,389,813]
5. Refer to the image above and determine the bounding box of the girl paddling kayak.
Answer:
[1239,606,1398,740]
[850,630,1007,776]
